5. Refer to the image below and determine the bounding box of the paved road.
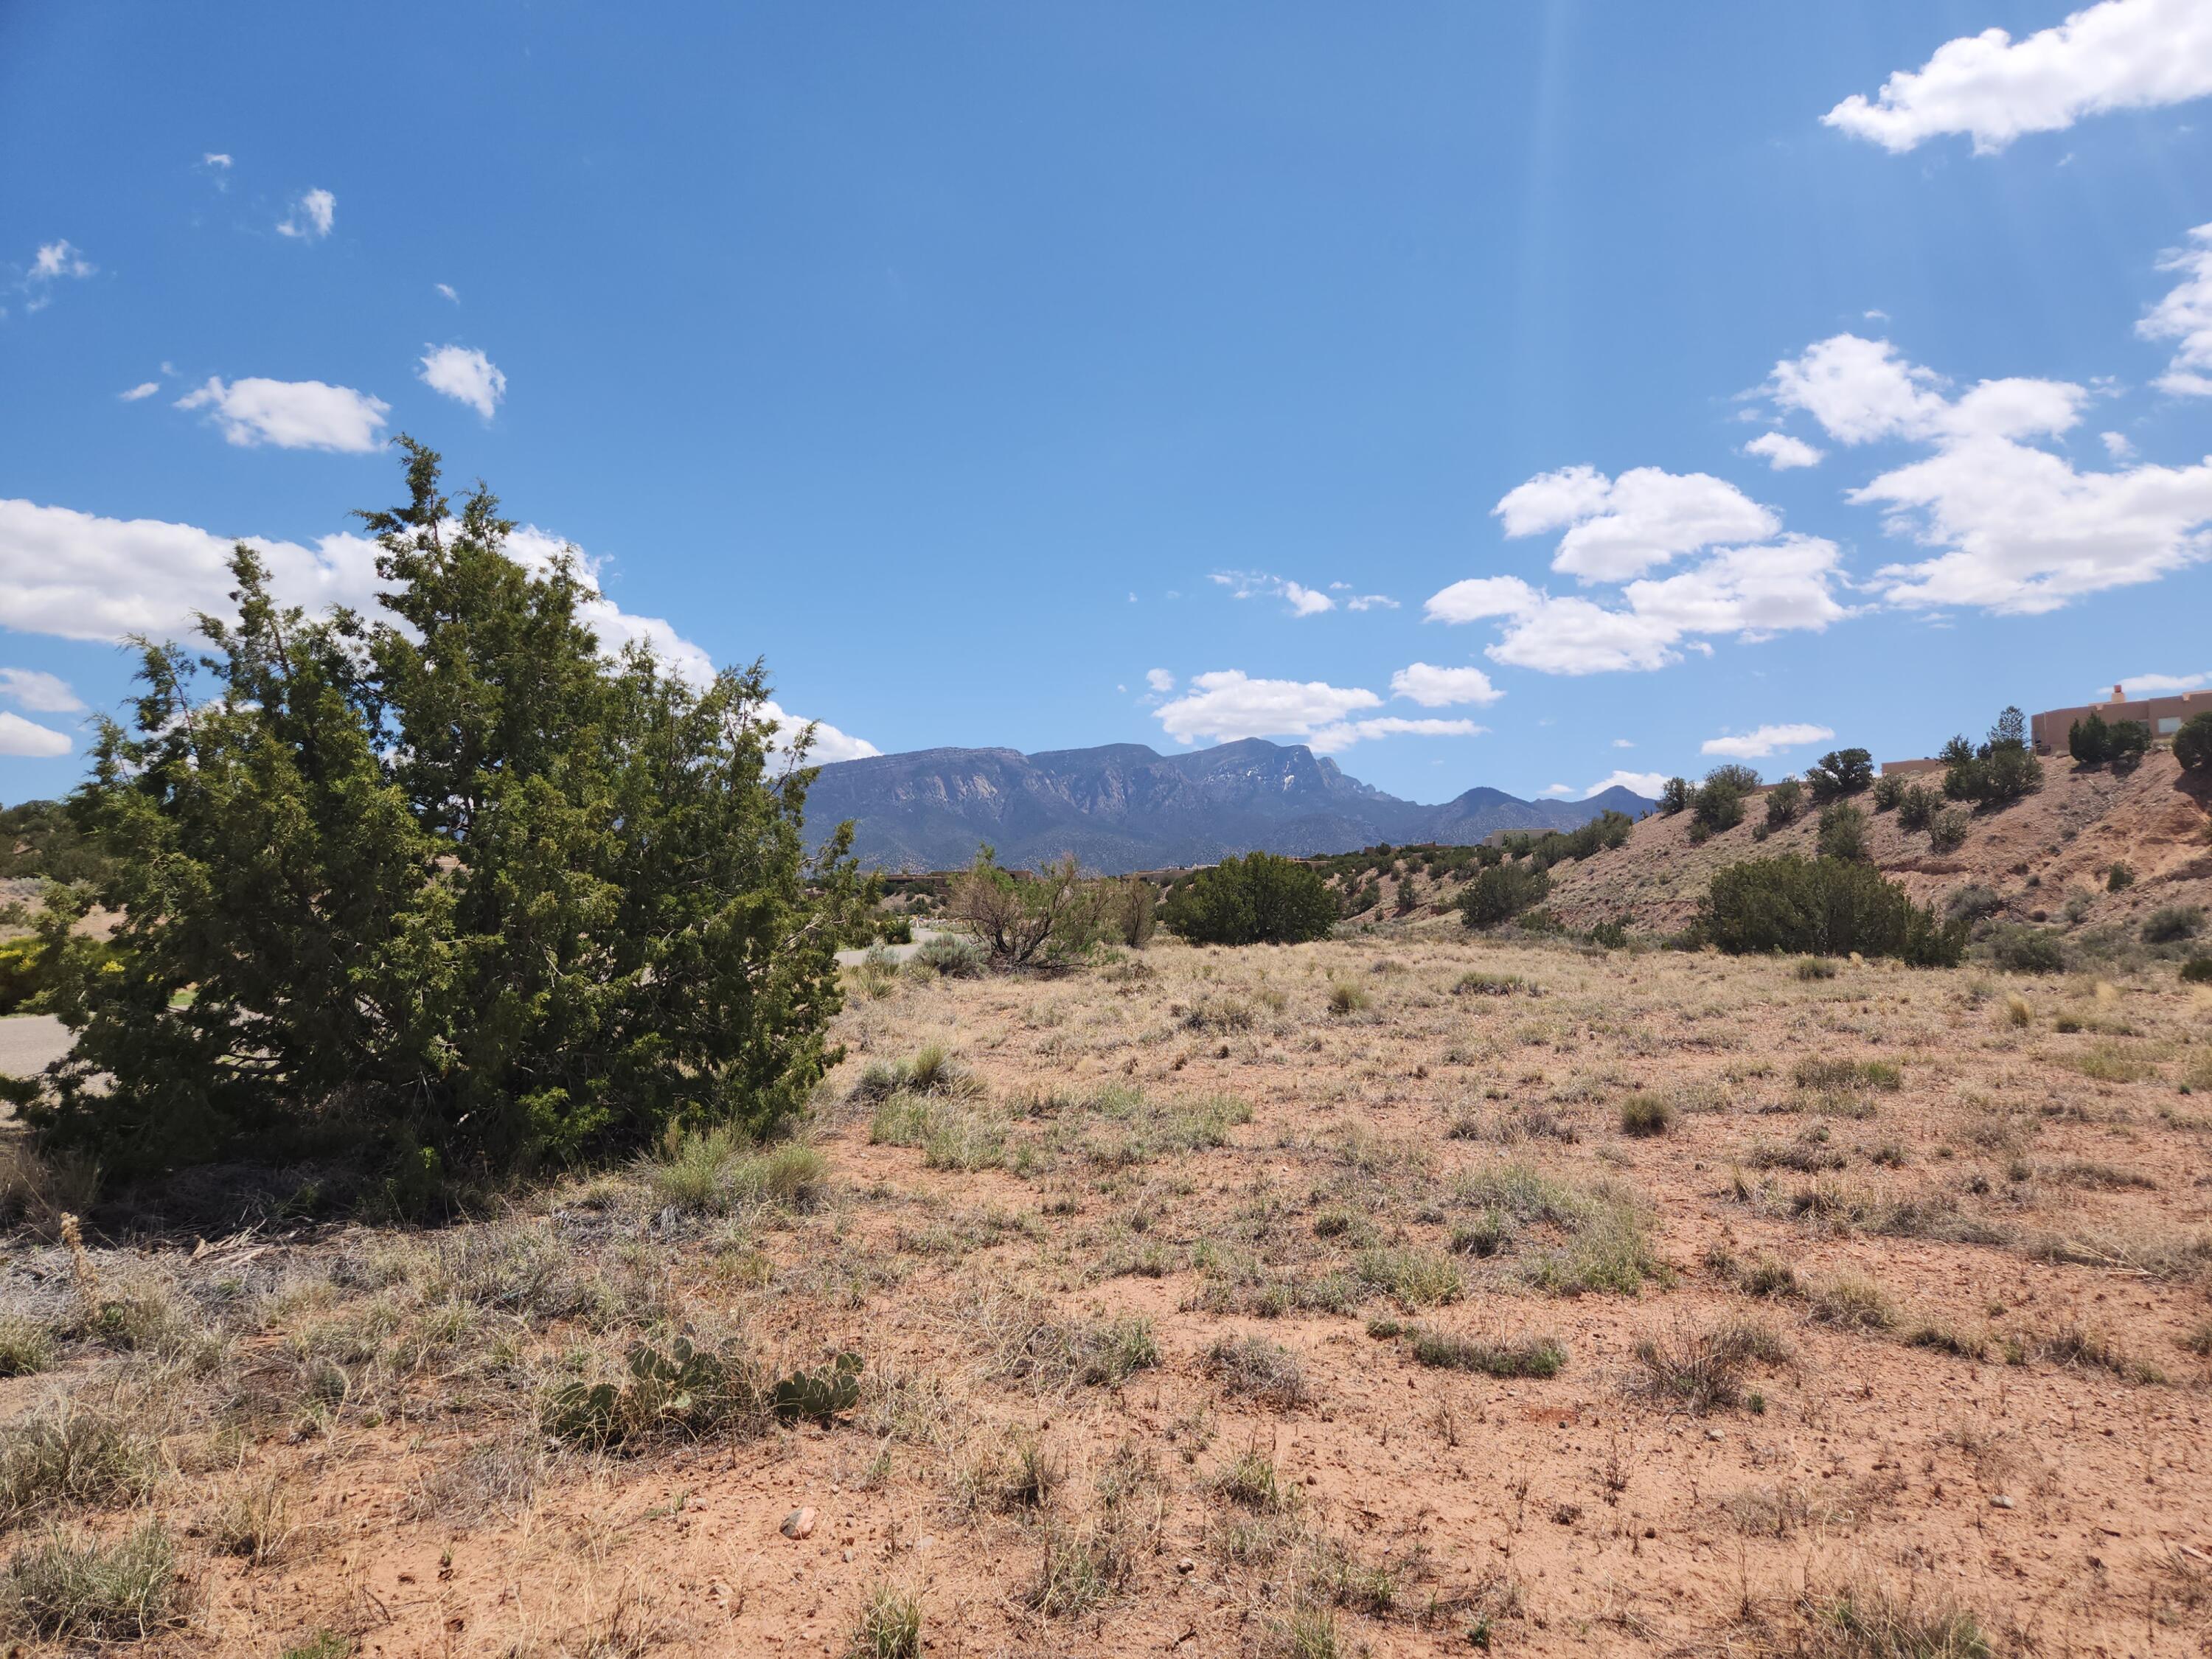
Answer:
[0,1015,69,1079]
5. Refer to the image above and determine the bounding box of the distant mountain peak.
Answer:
[802,737,1652,874]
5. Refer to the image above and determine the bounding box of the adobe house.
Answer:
[2029,684,2212,754]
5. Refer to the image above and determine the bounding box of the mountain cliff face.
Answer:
[801,738,1652,872]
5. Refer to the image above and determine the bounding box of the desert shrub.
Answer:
[4,1523,179,1642]
[0,1319,50,1379]
[1896,783,1938,832]
[2108,720,2152,773]
[1939,707,2042,806]
[2107,862,2136,892]
[1795,957,1837,980]
[1694,765,1759,834]
[1618,1095,1672,1136]
[2181,956,2212,984]
[1764,778,1804,827]
[1658,777,1691,815]
[2067,709,2112,767]
[1406,1329,1565,1377]
[1987,926,2065,975]
[1816,803,1869,863]
[1803,748,1874,803]
[1632,1322,1784,1413]
[947,849,1115,967]
[992,1307,1159,1391]
[0,1408,156,1525]
[1797,1585,1992,1658]
[1353,1246,1463,1309]
[1453,1163,1661,1295]
[910,933,985,978]
[7,444,866,1182]
[1927,808,1970,853]
[1809,1273,1893,1331]
[1202,1335,1310,1406]
[1700,856,1966,965]
[651,1130,827,1215]
[2142,905,2204,945]
[1871,774,1904,812]
[1162,852,1338,946]
[1451,970,1528,996]
[2174,711,2212,774]
[845,1585,922,1659]
[1458,862,1549,928]
[1325,982,1370,1016]
[1946,884,2003,923]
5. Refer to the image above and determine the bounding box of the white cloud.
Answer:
[435,282,459,303]
[1612,737,1635,748]
[1212,571,1337,616]
[0,497,875,762]
[202,152,232,169]
[1823,0,2212,154]
[2109,669,2211,695]
[417,344,507,420]
[277,188,336,240]
[175,376,390,452]
[0,668,85,713]
[1307,716,1483,755]
[2140,223,2212,395]
[1583,769,1667,799]
[0,712,69,759]
[1767,331,2212,613]
[1344,594,1399,611]
[1425,537,1847,675]
[18,240,94,311]
[1494,465,1779,582]
[118,382,160,402]
[1144,668,1176,694]
[2101,430,2136,459]
[1388,662,1503,707]
[1539,783,1574,797]
[1701,723,1835,759]
[1155,670,1380,746]
[1744,431,1824,470]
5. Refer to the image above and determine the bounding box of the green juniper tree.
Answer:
[5,442,867,1188]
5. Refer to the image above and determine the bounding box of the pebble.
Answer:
[1177,1558,1195,1575]
[1705,1428,1725,1441]
[1989,1495,2015,1510]
[781,1507,817,1540]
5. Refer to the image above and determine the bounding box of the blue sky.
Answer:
[6,0,2212,807]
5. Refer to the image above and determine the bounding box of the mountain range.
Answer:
[801,737,1653,873]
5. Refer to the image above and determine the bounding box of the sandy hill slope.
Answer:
[1540,751,2212,939]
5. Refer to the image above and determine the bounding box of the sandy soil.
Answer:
[2,925,2207,1657]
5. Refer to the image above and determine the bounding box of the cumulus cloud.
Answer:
[1494,465,1779,582]
[1307,716,1483,755]
[0,712,70,759]
[202,153,232,169]
[1767,332,2212,613]
[1583,769,1668,799]
[2140,223,2212,395]
[277,188,336,240]
[1539,784,1574,798]
[1211,571,1337,616]
[1144,668,1176,694]
[1155,670,1379,745]
[1388,662,1503,707]
[1344,594,1399,611]
[175,376,390,452]
[0,668,85,714]
[2109,669,2211,695]
[1701,723,1835,759]
[0,498,876,762]
[119,382,160,402]
[2102,431,2136,459]
[417,344,507,419]
[18,240,94,312]
[1744,431,1824,470]
[1823,0,2212,154]
[1423,537,1847,675]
